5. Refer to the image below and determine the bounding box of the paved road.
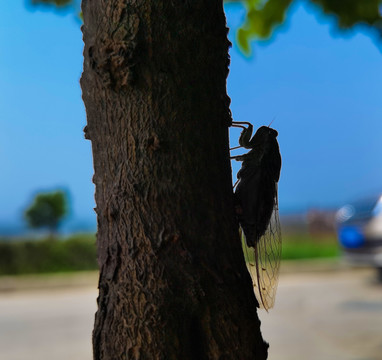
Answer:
[0,287,96,360]
[260,268,382,360]
[0,268,381,360]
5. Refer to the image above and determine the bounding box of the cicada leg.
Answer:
[231,121,254,149]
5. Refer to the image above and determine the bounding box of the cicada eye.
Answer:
[270,128,278,137]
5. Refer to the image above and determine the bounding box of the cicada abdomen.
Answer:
[231,122,282,311]
[240,190,281,310]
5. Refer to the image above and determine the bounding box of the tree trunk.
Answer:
[81,0,268,359]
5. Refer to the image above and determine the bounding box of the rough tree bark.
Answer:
[81,0,268,359]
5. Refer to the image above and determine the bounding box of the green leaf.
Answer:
[230,0,382,54]
[310,0,382,31]
[237,28,251,55]
[236,0,293,53]
[30,0,73,7]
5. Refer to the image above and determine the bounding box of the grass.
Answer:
[241,232,339,264]
[0,231,340,276]
[281,233,339,260]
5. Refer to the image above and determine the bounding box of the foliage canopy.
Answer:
[30,0,382,54]
[228,0,382,53]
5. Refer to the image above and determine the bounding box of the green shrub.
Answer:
[0,233,97,275]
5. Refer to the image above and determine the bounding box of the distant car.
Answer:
[336,194,382,281]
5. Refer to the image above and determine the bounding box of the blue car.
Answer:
[336,194,382,280]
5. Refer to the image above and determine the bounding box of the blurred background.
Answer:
[0,1,382,360]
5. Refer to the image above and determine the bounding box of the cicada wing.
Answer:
[241,193,282,311]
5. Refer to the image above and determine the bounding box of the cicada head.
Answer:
[252,126,278,144]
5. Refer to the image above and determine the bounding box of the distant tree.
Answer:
[25,191,68,237]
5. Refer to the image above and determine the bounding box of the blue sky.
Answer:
[0,1,381,232]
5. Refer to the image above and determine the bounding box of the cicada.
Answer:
[231,121,282,311]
